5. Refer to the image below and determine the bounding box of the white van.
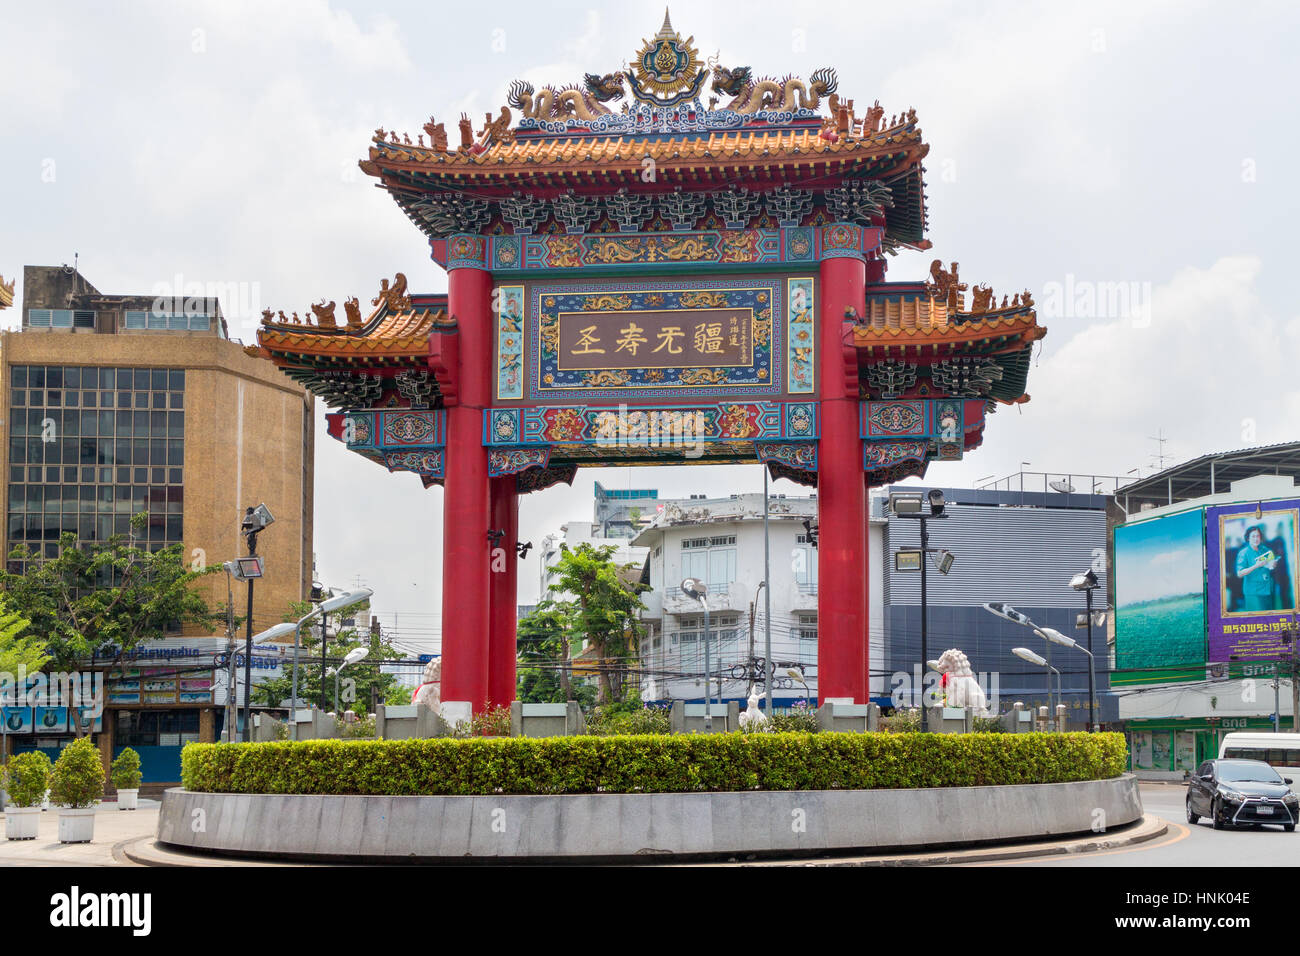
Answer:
[1219,732,1300,790]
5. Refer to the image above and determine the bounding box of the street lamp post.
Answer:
[333,647,370,713]
[1012,647,1061,719]
[295,589,372,739]
[681,578,711,731]
[1036,626,1097,732]
[239,504,275,742]
[890,490,950,730]
[1070,569,1101,731]
[762,468,772,716]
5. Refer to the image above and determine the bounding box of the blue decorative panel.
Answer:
[495,284,525,400]
[786,277,815,394]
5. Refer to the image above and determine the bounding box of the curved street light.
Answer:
[291,588,373,740]
[1035,626,1098,732]
[1012,647,1061,720]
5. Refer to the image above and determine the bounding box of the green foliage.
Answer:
[3,751,52,807]
[764,702,820,733]
[336,716,377,740]
[516,599,594,706]
[972,715,1006,734]
[0,596,48,677]
[110,748,143,790]
[182,732,1129,796]
[447,705,512,739]
[539,544,646,704]
[0,513,215,671]
[49,737,106,808]
[881,708,923,733]
[586,706,672,736]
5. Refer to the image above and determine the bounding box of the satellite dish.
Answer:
[1049,479,1075,493]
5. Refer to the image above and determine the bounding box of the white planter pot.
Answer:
[6,806,41,840]
[116,789,139,810]
[57,807,96,844]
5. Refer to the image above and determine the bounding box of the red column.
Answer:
[817,250,868,704]
[441,264,492,714]
[488,475,519,708]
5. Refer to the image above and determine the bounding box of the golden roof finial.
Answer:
[655,8,676,40]
[0,273,14,310]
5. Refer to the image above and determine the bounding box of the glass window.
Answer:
[168,314,188,330]
[147,313,167,330]
[151,369,167,390]
[11,367,27,387]
[188,315,211,331]
[29,368,45,388]
[47,368,62,389]
[64,368,80,388]
[11,389,24,407]
[51,311,73,328]
[125,311,147,329]
[81,368,98,389]
[169,392,183,409]
[133,370,149,390]
[169,370,184,389]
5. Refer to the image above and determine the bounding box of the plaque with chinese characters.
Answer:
[525,281,793,400]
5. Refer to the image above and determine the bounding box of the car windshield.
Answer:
[1218,760,1283,783]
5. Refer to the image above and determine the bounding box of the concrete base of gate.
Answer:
[157,774,1142,863]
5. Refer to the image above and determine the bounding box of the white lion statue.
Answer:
[412,658,441,710]
[738,685,769,731]
[926,649,990,716]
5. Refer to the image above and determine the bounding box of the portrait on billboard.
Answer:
[1218,508,1298,615]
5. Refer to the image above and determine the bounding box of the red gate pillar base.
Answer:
[488,475,519,709]
[440,265,492,714]
[817,250,869,704]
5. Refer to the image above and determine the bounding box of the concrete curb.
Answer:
[122,814,1169,867]
[151,775,1145,863]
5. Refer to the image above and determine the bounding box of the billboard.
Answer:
[1207,499,1300,661]
[1114,508,1206,682]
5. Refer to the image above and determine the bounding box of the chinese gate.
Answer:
[254,14,1045,716]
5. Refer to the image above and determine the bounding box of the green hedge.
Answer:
[182,732,1127,796]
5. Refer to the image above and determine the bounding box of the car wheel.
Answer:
[1285,824,1295,833]
[1212,798,1225,830]
[1186,797,1199,825]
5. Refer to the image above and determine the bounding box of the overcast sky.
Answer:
[3,1,1297,654]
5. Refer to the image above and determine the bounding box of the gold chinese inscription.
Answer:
[557,308,754,371]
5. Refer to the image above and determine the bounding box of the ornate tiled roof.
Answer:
[0,274,13,310]
[254,283,451,369]
[362,118,926,176]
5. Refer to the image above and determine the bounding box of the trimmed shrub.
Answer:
[3,751,52,807]
[111,748,143,790]
[182,731,1128,796]
[49,737,106,808]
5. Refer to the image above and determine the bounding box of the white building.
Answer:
[633,493,887,706]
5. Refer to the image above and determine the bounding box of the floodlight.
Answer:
[1069,569,1099,591]
[935,550,955,575]
[895,549,922,572]
[1012,647,1047,667]
[889,493,924,516]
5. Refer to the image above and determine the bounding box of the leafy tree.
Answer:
[0,513,215,673]
[516,599,596,708]
[0,595,49,677]
[253,602,413,713]
[542,543,646,705]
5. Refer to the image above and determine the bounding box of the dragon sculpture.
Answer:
[711,65,838,115]
[508,73,624,121]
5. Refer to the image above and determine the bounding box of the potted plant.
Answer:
[2,751,51,840]
[110,748,142,810]
[48,737,105,843]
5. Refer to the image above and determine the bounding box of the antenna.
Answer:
[1148,427,1170,472]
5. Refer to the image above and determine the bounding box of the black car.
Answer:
[1187,759,1299,831]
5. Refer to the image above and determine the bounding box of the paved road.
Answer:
[992,784,1300,867]
[0,801,157,867]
